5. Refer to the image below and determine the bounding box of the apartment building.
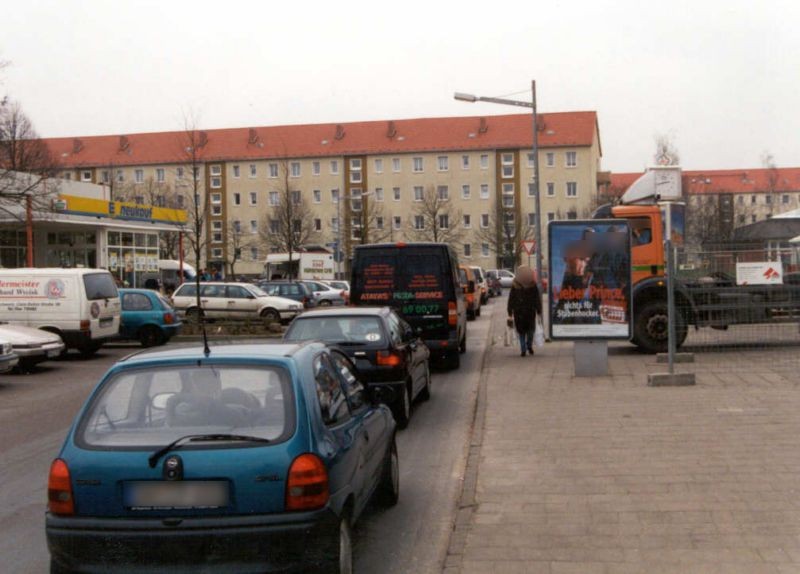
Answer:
[44,112,603,276]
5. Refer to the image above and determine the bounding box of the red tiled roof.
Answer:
[44,112,599,168]
[609,168,800,197]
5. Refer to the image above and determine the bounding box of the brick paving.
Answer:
[448,308,800,574]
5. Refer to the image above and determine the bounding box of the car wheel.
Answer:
[77,342,101,358]
[445,349,460,370]
[376,436,400,507]
[467,309,475,321]
[50,559,75,574]
[139,325,165,348]
[318,300,332,307]
[321,514,354,574]
[186,307,204,325]
[260,308,280,323]
[476,306,481,317]
[419,362,432,401]
[392,381,412,429]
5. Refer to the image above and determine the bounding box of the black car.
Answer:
[257,280,316,308]
[284,306,431,428]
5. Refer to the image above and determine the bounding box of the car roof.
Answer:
[117,340,324,366]
[292,306,391,318]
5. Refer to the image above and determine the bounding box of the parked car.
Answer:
[459,266,481,320]
[171,282,303,324]
[496,269,515,288]
[470,266,489,305]
[118,288,183,347]
[284,306,431,428]
[0,268,120,357]
[0,339,18,373]
[324,280,351,304]
[257,280,317,309]
[0,324,65,371]
[485,270,503,297]
[301,280,347,307]
[46,341,398,574]
[350,242,467,369]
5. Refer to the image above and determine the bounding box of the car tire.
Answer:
[476,306,481,317]
[376,437,400,507]
[419,363,432,401]
[392,381,412,429]
[77,342,101,358]
[260,308,280,323]
[318,300,332,307]
[50,559,75,574]
[467,309,475,321]
[186,307,204,325]
[320,514,354,574]
[445,349,460,370]
[139,325,165,348]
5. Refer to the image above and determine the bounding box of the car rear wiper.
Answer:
[148,433,272,468]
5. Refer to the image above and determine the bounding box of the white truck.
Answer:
[264,252,335,281]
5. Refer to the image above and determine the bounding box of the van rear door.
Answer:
[82,272,121,339]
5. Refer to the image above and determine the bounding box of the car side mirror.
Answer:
[151,392,175,410]
[370,386,395,406]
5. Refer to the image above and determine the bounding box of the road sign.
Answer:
[520,240,536,255]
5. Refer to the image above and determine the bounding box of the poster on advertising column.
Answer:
[548,220,632,340]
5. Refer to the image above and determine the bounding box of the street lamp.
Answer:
[453,81,543,292]
[334,189,374,279]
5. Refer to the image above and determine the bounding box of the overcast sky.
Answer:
[1,0,797,173]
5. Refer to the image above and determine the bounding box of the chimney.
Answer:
[386,121,397,139]
[198,131,209,148]
[478,117,488,134]
[72,138,83,154]
[118,135,130,152]
[248,128,259,145]
[334,124,345,141]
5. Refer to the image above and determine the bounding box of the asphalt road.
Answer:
[0,301,495,573]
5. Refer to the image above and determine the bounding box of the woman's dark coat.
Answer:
[507,281,542,334]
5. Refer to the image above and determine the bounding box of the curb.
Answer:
[442,307,496,573]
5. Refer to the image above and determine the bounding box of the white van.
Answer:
[0,268,121,356]
[158,259,197,292]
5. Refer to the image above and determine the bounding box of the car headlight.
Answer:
[3,344,11,355]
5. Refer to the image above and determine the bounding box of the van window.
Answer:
[83,273,118,300]
[352,246,453,301]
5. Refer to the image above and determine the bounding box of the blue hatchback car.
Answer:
[46,342,398,573]
[118,288,182,347]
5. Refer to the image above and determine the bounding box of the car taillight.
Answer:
[376,350,402,366]
[286,454,329,511]
[163,312,174,324]
[48,459,74,516]
[448,301,458,326]
[79,320,90,331]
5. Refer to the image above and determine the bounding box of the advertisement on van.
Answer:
[0,277,72,313]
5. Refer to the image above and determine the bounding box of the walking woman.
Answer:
[507,265,542,357]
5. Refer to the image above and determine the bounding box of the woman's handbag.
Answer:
[533,317,545,348]
[504,318,514,347]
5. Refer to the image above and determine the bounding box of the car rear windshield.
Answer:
[83,273,119,300]
[175,283,197,297]
[353,247,454,303]
[285,316,385,345]
[78,365,295,448]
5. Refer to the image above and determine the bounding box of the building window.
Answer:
[177,195,185,208]
[211,248,223,259]
[351,217,362,240]
[250,220,258,233]
[462,155,470,170]
[463,214,471,228]
[211,193,222,204]
[350,158,361,170]
[134,195,144,205]
[268,163,278,178]
[212,205,222,216]
[393,216,402,230]
[193,167,201,181]
[374,159,383,173]
[392,158,401,172]
[414,186,424,201]
[527,183,536,197]
[313,189,321,203]
[114,169,124,182]
[481,213,489,228]
[232,220,241,233]
[751,214,757,223]
[330,160,339,175]
[312,161,320,176]
[375,187,384,202]
[502,183,514,208]
[331,189,340,203]
[783,194,790,204]
[765,195,773,205]
[210,165,222,176]
[527,213,536,227]
[546,152,555,167]
[481,243,490,257]
[376,216,384,230]
[250,246,259,261]
[331,217,339,232]
[437,185,449,200]
[268,191,279,206]
[414,215,425,230]
[212,220,223,231]
[232,165,240,178]
[291,190,301,205]
[751,195,757,204]
[210,176,222,189]
[350,170,362,184]
[437,156,449,171]
[462,184,471,200]
[439,214,449,229]
[250,164,257,178]
[480,184,489,200]
[249,192,257,206]
[79,170,91,182]
[269,219,280,234]
[546,182,555,197]
[412,157,424,173]
[566,182,577,197]
[100,170,110,183]
[737,214,745,224]
[737,195,744,205]
[565,151,577,167]
[526,152,535,168]
[480,154,489,169]
[350,188,363,212]
[547,212,555,222]
[314,218,322,231]
[134,169,144,184]
[463,244,471,258]
[290,162,301,177]
[501,153,514,178]
[62,171,72,180]
[567,210,577,220]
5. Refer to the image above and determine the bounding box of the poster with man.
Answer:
[548,220,632,340]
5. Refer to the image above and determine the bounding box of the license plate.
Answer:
[125,481,229,510]
[99,317,113,327]
[47,349,60,358]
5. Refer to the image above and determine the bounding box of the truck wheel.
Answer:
[634,301,687,354]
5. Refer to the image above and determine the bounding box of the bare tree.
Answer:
[259,159,315,279]
[353,197,391,246]
[224,217,254,279]
[408,185,465,245]
[174,115,209,275]
[654,132,680,166]
[473,204,534,269]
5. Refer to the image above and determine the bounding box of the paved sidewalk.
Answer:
[446,307,800,574]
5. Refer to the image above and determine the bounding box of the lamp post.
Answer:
[335,189,374,279]
[454,80,543,291]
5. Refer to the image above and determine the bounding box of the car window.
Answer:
[285,316,386,344]
[458,268,468,285]
[280,284,302,296]
[387,313,403,346]
[201,284,224,298]
[313,354,350,426]
[262,284,279,295]
[177,284,197,297]
[226,285,250,299]
[78,365,295,447]
[122,292,153,311]
[331,353,367,412]
[83,272,119,300]
[250,285,268,297]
